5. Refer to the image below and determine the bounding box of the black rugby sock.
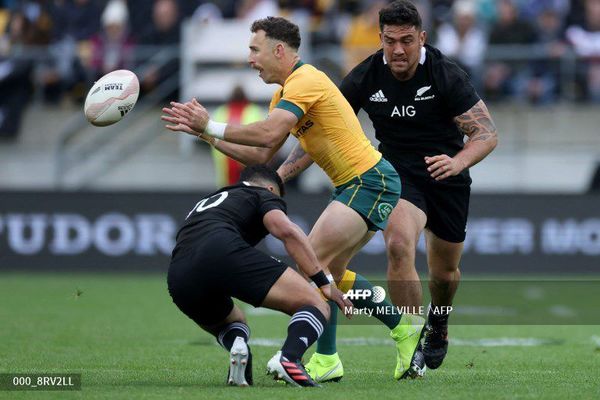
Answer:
[428,303,451,326]
[217,322,250,351]
[282,306,327,362]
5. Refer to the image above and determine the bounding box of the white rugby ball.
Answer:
[84,69,140,127]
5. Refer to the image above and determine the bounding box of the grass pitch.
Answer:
[1,273,599,399]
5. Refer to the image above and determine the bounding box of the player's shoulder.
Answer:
[345,49,385,82]
[253,185,287,214]
[288,62,321,82]
[284,62,325,92]
[237,182,284,202]
[424,44,469,78]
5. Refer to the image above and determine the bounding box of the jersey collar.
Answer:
[382,47,426,65]
[292,60,305,72]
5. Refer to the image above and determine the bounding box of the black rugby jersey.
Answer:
[176,183,287,248]
[340,44,480,182]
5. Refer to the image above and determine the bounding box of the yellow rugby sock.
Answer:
[337,269,356,294]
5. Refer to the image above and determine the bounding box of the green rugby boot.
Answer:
[390,314,426,380]
[304,352,344,383]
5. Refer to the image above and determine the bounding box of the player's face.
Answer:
[248,30,278,84]
[380,24,426,80]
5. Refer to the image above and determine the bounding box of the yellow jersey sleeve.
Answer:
[274,70,322,121]
[270,63,381,186]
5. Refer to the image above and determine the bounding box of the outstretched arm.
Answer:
[276,142,313,182]
[263,209,352,313]
[425,99,498,181]
[162,99,297,148]
[199,132,289,166]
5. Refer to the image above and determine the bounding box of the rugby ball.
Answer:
[84,69,140,127]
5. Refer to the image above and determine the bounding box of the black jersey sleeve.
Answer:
[436,59,481,117]
[256,190,287,217]
[339,72,363,114]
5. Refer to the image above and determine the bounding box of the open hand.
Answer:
[161,98,210,135]
[425,154,466,181]
[320,283,353,319]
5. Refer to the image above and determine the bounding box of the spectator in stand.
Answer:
[40,0,101,103]
[527,6,568,104]
[566,0,600,102]
[342,0,386,73]
[235,0,279,22]
[521,0,569,21]
[484,0,537,101]
[50,0,101,42]
[124,0,153,42]
[138,0,180,100]
[565,0,586,27]
[87,0,134,80]
[435,0,486,88]
[0,9,34,139]
[210,85,265,186]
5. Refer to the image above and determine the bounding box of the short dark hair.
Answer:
[379,0,422,31]
[240,164,285,197]
[250,16,301,50]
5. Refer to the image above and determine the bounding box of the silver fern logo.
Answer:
[416,86,431,96]
[415,85,435,101]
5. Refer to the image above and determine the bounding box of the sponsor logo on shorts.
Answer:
[377,203,393,220]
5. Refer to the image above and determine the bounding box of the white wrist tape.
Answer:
[205,120,227,139]
[326,274,334,283]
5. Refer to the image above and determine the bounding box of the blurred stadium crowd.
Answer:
[0,0,599,139]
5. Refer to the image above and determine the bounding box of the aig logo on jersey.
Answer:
[391,105,415,118]
[344,286,386,303]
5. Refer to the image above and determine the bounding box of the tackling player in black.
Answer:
[339,0,498,369]
[167,165,351,387]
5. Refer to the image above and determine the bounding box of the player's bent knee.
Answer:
[292,289,330,321]
[430,266,461,281]
[311,297,330,321]
[386,236,417,264]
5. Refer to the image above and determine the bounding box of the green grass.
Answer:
[0,273,599,399]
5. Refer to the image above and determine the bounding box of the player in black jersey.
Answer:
[167,165,351,387]
[279,0,498,372]
[338,0,498,369]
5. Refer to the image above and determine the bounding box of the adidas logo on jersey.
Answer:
[369,90,388,102]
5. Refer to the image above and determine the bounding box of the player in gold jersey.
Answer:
[161,16,425,382]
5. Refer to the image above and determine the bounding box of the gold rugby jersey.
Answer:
[270,61,381,186]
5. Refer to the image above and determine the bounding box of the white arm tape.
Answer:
[205,120,227,139]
